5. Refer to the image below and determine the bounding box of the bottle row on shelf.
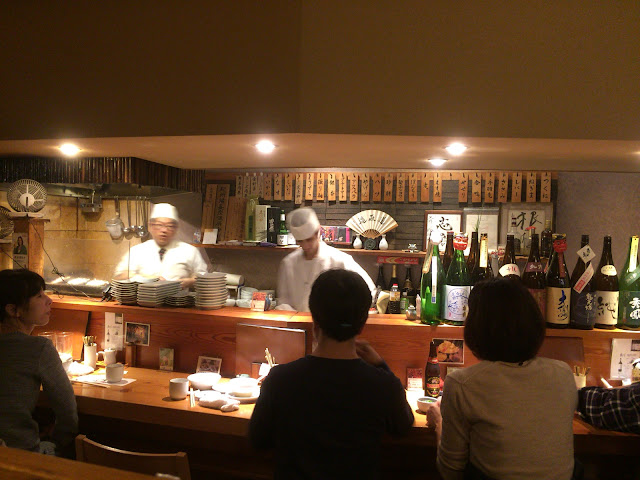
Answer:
[414,231,639,331]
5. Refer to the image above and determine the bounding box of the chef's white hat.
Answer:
[150,203,179,222]
[287,207,320,241]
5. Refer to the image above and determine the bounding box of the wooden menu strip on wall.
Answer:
[235,175,243,197]
[257,173,264,198]
[433,172,442,203]
[484,172,495,203]
[421,173,430,203]
[408,173,418,202]
[511,172,522,202]
[458,172,468,203]
[472,172,482,203]
[526,172,537,202]
[498,171,508,202]
[372,173,382,201]
[361,173,370,202]
[273,174,282,200]
[294,173,303,204]
[383,173,394,202]
[250,173,258,196]
[349,173,359,201]
[284,173,293,201]
[316,173,325,201]
[396,173,405,202]
[327,173,336,201]
[338,173,347,201]
[541,171,551,202]
[305,173,314,200]
[263,173,272,200]
[242,173,250,198]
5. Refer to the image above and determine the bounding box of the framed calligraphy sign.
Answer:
[424,210,463,252]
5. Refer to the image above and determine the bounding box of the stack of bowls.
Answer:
[195,273,228,310]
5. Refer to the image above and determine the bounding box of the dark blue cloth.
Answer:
[249,356,414,480]
[578,383,640,434]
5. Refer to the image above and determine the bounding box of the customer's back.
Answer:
[249,269,414,479]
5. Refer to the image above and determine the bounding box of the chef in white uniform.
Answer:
[113,203,208,289]
[276,207,375,312]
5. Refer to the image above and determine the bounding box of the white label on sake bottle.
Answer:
[577,245,595,264]
[601,265,617,276]
[546,287,570,325]
[595,291,619,325]
[444,285,470,322]
[431,256,438,303]
[573,263,594,294]
[499,263,520,277]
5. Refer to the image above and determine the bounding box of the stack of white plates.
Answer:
[165,291,196,308]
[195,272,228,310]
[111,279,140,305]
[137,280,182,307]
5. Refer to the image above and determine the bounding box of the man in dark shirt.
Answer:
[249,269,414,479]
[578,383,640,434]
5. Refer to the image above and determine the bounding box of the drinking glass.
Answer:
[55,332,73,357]
[38,331,57,346]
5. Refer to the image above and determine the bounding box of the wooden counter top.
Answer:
[64,367,639,450]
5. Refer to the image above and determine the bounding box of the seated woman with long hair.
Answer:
[0,269,78,456]
[426,277,578,480]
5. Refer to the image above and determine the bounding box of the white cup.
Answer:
[106,363,124,383]
[98,348,117,366]
[574,374,587,389]
[169,378,189,400]
[83,344,97,369]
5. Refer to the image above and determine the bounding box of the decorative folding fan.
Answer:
[346,210,398,239]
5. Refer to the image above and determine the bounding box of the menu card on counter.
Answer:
[105,312,124,351]
[610,338,640,379]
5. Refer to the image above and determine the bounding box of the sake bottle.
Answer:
[569,235,597,330]
[420,239,445,326]
[545,234,571,328]
[522,233,546,316]
[466,231,479,273]
[618,235,640,330]
[443,234,471,326]
[498,234,521,280]
[442,231,454,273]
[470,233,493,286]
[594,235,619,330]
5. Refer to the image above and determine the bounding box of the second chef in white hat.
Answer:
[276,207,375,311]
[113,203,208,289]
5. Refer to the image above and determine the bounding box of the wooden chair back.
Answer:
[75,435,191,480]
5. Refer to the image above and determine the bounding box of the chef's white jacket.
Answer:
[114,239,208,281]
[276,241,375,312]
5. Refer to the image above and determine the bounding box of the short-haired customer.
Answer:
[425,277,579,480]
[0,269,78,456]
[249,269,414,479]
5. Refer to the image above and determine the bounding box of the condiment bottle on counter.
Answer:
[424,341,441,397]
[594,235,619,330]
[388,283,401,314]
[545,234,571,329]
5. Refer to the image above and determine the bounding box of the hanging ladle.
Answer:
[123,198,135,239]
[138,197,149,238]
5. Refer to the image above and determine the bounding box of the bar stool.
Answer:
[75,435,191,480]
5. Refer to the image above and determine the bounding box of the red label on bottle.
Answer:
[553,239,567,253]
[453,234,468,251]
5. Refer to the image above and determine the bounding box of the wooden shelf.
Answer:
[193,244,427,258]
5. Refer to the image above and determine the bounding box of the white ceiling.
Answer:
[1,134,639,173]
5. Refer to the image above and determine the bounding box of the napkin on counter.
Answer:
[196,391,240,412]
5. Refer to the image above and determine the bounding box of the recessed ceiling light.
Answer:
[255,140,276,154]
[428,157,448,167]
[59,143,81,156]
[445,142,467,156]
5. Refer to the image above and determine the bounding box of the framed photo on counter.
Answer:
[424,210,463,252]
[196,356,222,374]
